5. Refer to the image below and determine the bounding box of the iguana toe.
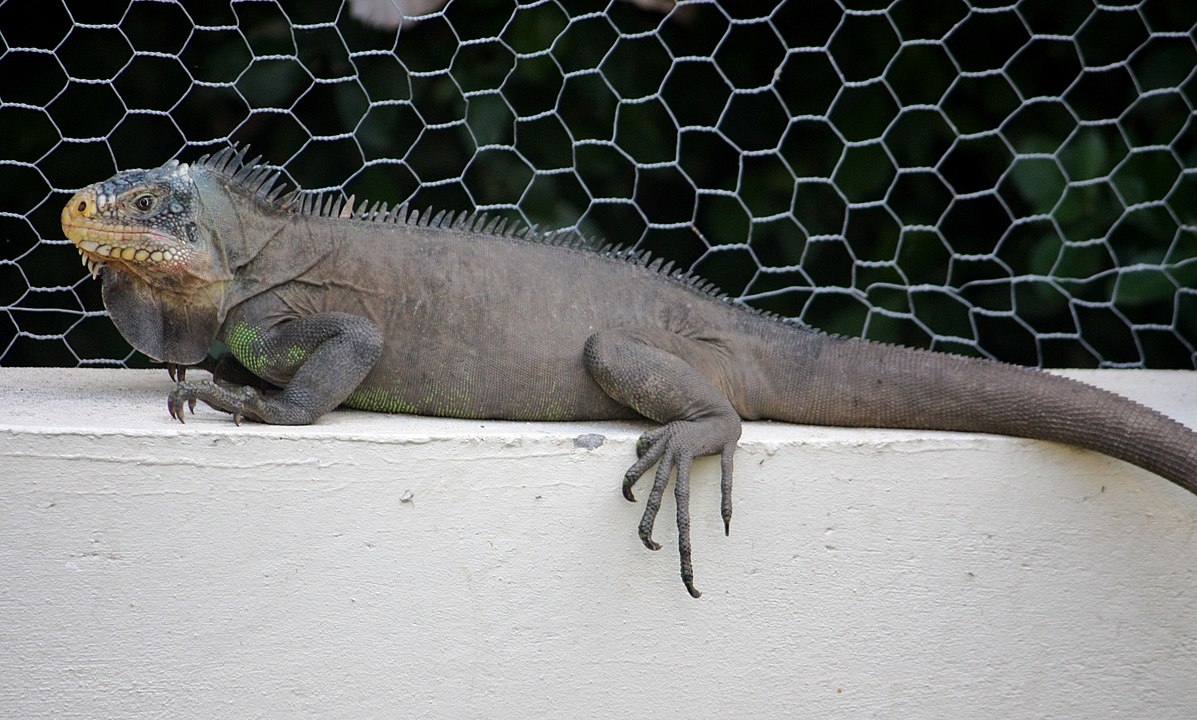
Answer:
[166,385,196,423]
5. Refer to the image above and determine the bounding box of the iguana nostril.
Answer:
[77,201,87,213]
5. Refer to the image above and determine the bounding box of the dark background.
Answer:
[1,0,1195,369]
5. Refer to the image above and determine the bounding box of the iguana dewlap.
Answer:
[61,147,1197,597]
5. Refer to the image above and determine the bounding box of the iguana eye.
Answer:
[133,194,157,212]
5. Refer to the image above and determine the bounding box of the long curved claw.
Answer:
[166,363,187,383]
[168,397,182,423]
[622,427,668,501]
[622,472,639,502]
[166,383,198,423]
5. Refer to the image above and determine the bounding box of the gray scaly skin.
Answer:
[62,147,1197,597]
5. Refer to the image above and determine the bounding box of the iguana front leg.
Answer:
[168,312,383,425]
[584,329,742,598]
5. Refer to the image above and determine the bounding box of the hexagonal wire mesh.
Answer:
[0,0,1194,369]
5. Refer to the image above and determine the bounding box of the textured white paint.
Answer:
[1,368,1195,719]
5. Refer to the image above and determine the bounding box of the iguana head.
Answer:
[61,155,254,364]
[61,159,218,290]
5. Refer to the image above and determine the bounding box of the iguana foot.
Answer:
[622,419,738,599]
[168,381,263,425]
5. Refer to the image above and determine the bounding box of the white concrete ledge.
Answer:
[2,367,1196,719]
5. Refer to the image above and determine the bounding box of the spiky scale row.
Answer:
[193,145,592,245]
[192,143,759,315]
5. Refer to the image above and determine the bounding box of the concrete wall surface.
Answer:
[1,367,1195,719]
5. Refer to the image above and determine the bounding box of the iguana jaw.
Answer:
[62,215,183,281]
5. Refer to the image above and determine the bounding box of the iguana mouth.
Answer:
[67,235,178,279]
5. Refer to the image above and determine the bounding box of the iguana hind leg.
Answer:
[584,329,742,598]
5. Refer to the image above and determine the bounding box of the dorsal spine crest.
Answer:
[190,143,741,307]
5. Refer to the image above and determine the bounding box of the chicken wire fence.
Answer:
[1,0,1195,370]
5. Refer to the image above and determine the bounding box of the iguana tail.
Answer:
[764,333,1197,495]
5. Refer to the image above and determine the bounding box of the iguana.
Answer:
[61,146,1197,597]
